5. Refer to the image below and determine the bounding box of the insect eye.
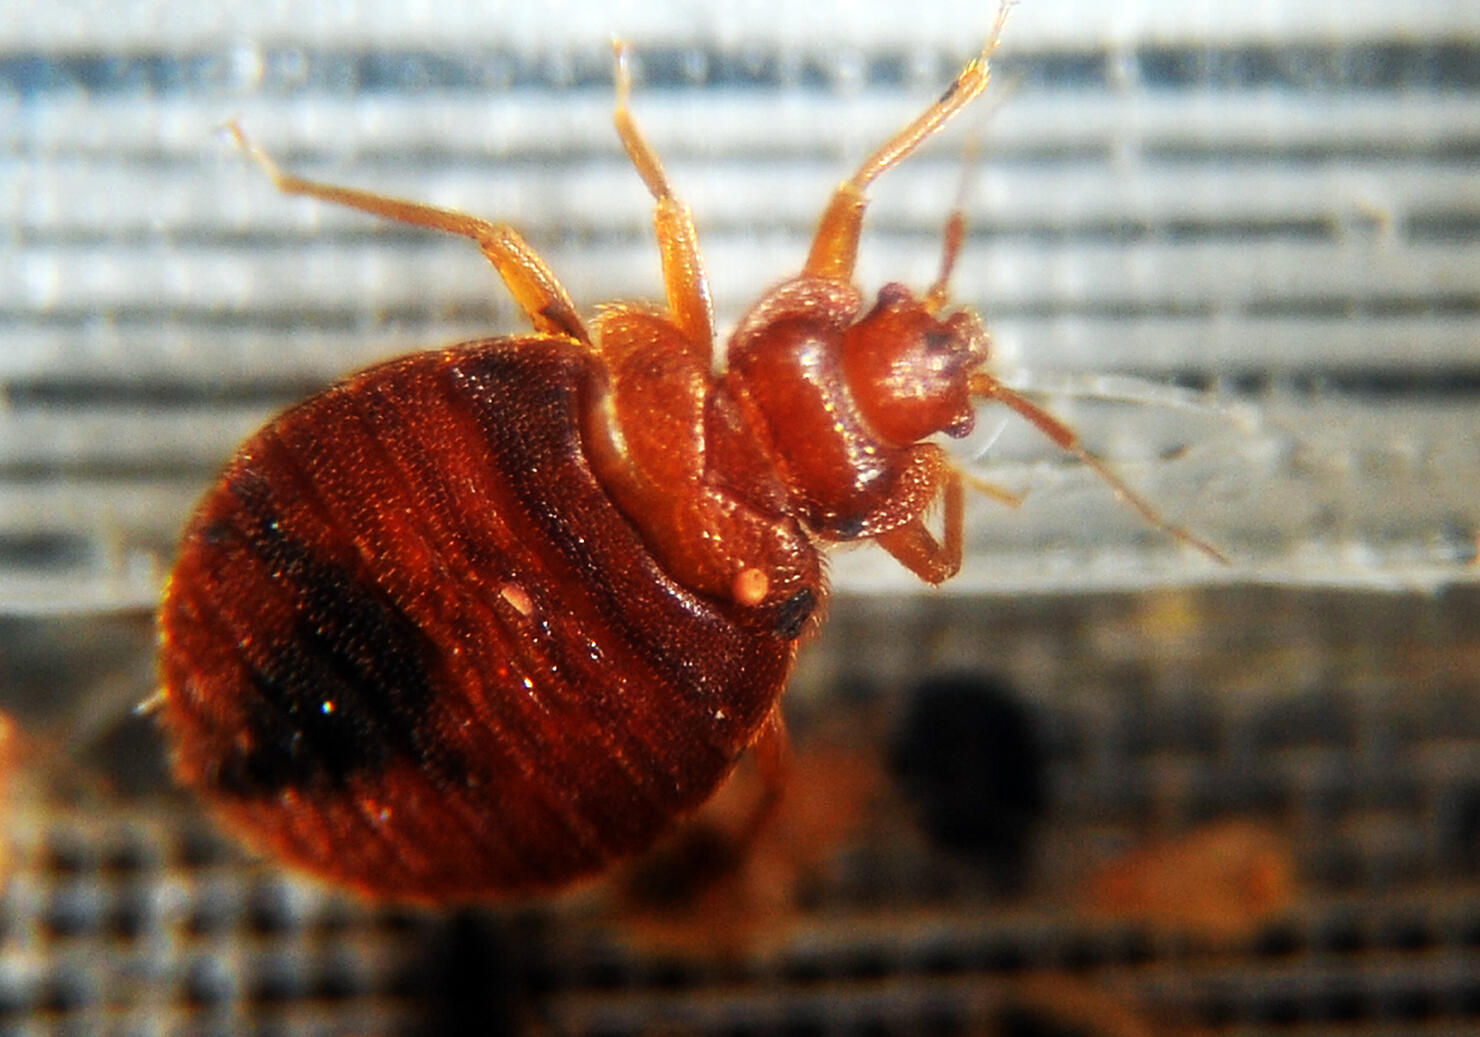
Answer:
[923,329,954,354]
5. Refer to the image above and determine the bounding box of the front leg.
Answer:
[803,3,1010,283]
[873,459,964,585]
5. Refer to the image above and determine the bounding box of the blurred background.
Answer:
[3,0,1479,1033]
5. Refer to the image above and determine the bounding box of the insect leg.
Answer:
[611,41,716,357]
[804,2,1011,283]
[873,465,965,585]
[224,122,591,345]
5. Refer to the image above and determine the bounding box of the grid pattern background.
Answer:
[3,586,1480,1035]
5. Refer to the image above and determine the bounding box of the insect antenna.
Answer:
[924,68,1023,315]
[923,116,983,314]
[969,373,1230,564]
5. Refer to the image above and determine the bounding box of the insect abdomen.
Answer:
[159,336,798,899]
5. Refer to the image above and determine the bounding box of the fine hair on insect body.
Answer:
[158,2,1222,902]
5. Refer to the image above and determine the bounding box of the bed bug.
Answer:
[158,6,1221,902]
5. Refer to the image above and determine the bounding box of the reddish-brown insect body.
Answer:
[160,7,1215,902]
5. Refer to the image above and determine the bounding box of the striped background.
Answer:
[4,0,1478,612]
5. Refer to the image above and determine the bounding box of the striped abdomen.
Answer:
[159,335,810,900]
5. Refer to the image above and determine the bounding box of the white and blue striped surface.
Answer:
[4,0,1478,611]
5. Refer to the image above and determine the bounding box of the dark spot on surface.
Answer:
[774,588,816,640]
[210,471,452,798]
[1443,783,1480,873]
[410,910,533,1037]
[617,823,744,911]
[923,328,953,353]
[890,673,1047,892]
[537,303,585,342]
[999,1002,1094,1037]
[201,520,232,546]
[874,281,913,309]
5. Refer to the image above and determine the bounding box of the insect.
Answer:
[158,7,1220,902]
